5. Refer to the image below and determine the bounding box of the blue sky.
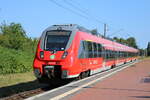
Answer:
[0,0,150,48]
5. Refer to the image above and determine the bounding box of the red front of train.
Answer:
[33,24,86,82]
[33,24,139,83]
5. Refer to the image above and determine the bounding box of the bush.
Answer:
[0,46,34,74]
[0,22,38,74]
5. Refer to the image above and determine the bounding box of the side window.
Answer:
[110,50,113,59]
[117,51,119,58]
[93,42,98,58]
[119,51,121,58]
[106,50,109,59]
[87,41,93,58]
[83,41,88,58]
[97,44,102,57]
[112,51,115,59]
[78,41,85,58]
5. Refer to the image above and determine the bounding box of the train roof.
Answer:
[44,24,91,34]
[41,24,139,53]
[101,38,138,53]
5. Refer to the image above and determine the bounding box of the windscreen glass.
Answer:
[45,31,71,51]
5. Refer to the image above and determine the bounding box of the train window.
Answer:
[113,51,116,58]
[106,50,110,59]
[45,31,71,51]
[109,50,112,59]
[46,31,71,36]
[78,41,85,58]
[93,42,98,58]
[108,50,111,59]
[87,41,93,58]
[111,51,114,59]
[109,50,114,59]
[97,44,102,57]
[104,50,107,59]
[116,51,118,58]
[83,41,89,58]
[122,52,124,58]
[117,51,120,58]
[112,51,115,59]
[121,52,123,58]
[124,52,126,57]
[109,50,111,59]
[119,51,122,58]
[125,52,127,57]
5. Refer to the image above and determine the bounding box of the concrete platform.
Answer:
[69,59,150,100]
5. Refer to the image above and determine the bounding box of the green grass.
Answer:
[0,72,43,98]
[138,56,150,61]
[145,56,150,60]
[0,72,36,88]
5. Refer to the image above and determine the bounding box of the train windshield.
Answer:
[45,31,71,51]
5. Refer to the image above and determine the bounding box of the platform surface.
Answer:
[69,59,150,100]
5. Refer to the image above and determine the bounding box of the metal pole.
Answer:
[104,23,107,38]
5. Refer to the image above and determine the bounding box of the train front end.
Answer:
[33,24,77,83]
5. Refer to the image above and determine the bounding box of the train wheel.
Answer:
[80,71,90,79]
[86,70,90,77]
[80,72,85,79]
[111,65,115,69]
[76,70,90,80]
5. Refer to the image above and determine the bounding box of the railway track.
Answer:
[1,81,73,100]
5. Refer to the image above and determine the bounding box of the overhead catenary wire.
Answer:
[63,0,109,37]
[108,29,124,37]
[47,0,133,39]
[63,0,105,24]
[48,0,106,25]
[48,0,90,21]
[63,0,131,37]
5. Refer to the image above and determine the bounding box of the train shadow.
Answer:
[0,79,73,99]
[0,80,43,98]
[130,96,150,99]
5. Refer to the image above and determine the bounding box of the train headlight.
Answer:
[34,68,41,78]
[62,51,68,59]
[40,51,44,59]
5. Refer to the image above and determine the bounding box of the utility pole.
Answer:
[145,49,147,57]
[104,23,107,38]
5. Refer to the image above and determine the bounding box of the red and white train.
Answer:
[33,24,139,83]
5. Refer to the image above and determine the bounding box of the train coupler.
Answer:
[44,65,55,79]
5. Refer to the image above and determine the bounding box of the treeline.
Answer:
[90,29,138,49]
[113,37,138,49]
[147,42,150,56]
[0,22,38,74]
[0,22,38,53]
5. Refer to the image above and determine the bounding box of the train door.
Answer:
[101,47,106,68]
[97,44,104,68]
[113,51,117,66]
[78,41,88,72]
[116,51,120,66]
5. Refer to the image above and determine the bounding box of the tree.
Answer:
[147,42,150,56]
[0,22,26,50]
[126,37,138,49]
[113,37,138,48]
[0,22,26,37]
[113,37,127,44]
